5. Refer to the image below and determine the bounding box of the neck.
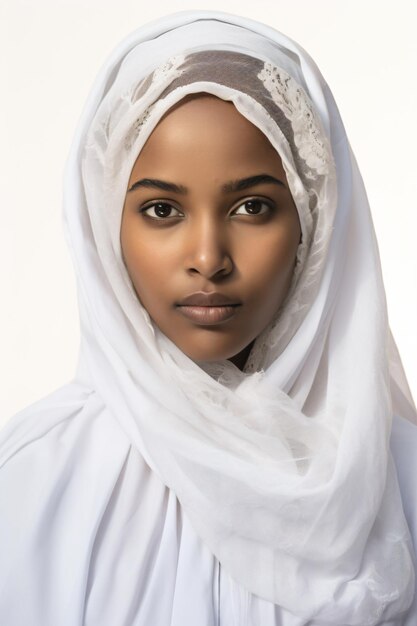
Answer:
[228,340,255,371]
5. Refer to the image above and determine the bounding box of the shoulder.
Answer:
[0,382,133,522]
[0,382,134,550]
[0,381,132,492]
[0,383,135,623]
[1,381,128,459]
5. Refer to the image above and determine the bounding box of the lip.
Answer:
[176,292,241,326]
[177,292,241,307]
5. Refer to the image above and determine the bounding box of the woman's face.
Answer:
[121,94,301,369]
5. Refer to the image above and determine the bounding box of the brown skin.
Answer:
[121,94,301,370]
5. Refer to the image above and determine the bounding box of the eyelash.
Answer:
[139,199,274,221]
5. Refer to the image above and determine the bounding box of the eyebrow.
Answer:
[127,173,286,194]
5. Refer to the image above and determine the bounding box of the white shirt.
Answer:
[0,383,416,625]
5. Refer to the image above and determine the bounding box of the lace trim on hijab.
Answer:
[124,54,187,151]
[258,62,330,177]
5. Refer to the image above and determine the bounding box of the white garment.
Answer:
[0,383,416,625]
[1,9,417,625]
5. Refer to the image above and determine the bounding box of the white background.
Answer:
[1,0,416,428]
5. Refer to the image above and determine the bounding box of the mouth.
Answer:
[175,291,242,326]
[176,304,241,325]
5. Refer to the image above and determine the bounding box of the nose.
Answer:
[184,216,233,280]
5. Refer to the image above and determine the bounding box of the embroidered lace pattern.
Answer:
[257,63,331,177]
[123,54,187,151]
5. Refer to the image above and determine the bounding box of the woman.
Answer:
[1,9,416,625]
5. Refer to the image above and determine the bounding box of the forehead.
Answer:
[155,91,259,132]
[129,93,283,178]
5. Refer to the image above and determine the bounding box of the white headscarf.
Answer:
[62,9,416,624]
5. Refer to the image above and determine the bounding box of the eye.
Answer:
[232,199,272,217]
[140,202,183,220]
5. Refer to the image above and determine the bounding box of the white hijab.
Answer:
[61,9,416,624]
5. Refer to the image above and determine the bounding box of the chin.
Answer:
[176,338,254,364]
[186,349,240,363]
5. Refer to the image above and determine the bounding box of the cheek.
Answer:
[121,226,167,306]
[243,226,299,302]
[128,260,168,312]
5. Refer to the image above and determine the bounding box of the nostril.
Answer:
[186,256,233,279]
